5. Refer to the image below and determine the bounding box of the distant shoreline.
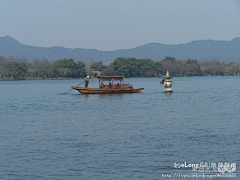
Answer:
[0,77,83,81]
[1,75,240,81]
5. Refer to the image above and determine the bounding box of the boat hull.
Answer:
[72,87,144,94]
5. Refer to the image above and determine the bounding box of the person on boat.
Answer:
[116,83,120,88]
[84,76,89,88]
[100,82,104,89]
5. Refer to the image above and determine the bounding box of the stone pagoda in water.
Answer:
[163,71,172,92]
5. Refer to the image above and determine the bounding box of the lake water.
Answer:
[0,76,239,180]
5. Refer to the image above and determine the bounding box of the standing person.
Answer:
[84,76,89,88]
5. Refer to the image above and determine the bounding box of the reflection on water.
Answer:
[98,93,125,100]
[0,77,239,180]
[164,92,172,97]
[75,93,126,100]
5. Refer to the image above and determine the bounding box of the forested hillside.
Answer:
[1,36,240,64]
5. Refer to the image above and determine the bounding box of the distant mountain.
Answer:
[0,36,240,64]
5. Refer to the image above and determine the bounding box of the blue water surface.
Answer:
[0,76,239,180]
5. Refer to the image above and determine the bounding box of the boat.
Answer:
[71,76,144,94]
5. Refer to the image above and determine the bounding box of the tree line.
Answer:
[0,56,239,80]
[90,57,240,77]
[0,56,86,79]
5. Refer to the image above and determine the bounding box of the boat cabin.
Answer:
[98,76,133,89]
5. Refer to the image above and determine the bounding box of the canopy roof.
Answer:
[98,76,124,81]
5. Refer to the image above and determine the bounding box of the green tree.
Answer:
[161,57,180,76]
[76,61,87,77]
[0,56,10,78]
[27,58,54,78]
[90,61,107,71]
[6,62,28,79]
[155,62,163,76]
[162,56,177,63]
[136,59,157,77]
[109,57,159,77]
[53,59,86,78]
[101,66,114,76]
[186,59,201,76]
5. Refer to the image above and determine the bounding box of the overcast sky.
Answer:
[1,0,240,50]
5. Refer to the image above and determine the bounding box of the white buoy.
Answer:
[163,71,172,92]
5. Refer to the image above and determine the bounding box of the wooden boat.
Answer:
[72,76,144,94]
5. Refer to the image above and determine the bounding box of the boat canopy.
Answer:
[98,76,124,81]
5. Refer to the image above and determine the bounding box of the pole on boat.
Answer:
[64,82,84,94]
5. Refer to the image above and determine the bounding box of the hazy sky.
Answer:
[1,0,240,50]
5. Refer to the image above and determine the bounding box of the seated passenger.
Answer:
[116,83,120,88]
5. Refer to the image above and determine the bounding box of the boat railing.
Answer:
[100,84,133,89]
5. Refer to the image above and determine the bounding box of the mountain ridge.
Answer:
[0,36,239,64]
